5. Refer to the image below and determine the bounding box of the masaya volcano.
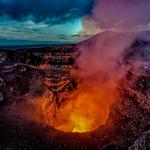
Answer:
[0,31,150,150]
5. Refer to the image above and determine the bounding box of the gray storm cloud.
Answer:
[0,0,94,24]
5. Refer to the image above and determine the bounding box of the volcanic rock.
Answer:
[129,130,150,150]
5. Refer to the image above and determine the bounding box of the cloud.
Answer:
[0,16,83,44]
[0,0,94,24]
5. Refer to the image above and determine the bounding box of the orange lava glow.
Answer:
[42,78,118,133]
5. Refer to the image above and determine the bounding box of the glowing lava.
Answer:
[42,79,117,133]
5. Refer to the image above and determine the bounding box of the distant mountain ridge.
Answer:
[0,43,76,51]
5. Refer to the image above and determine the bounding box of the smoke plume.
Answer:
[93,0,150,30]
[66,0,150,131]
[77,0,150,85]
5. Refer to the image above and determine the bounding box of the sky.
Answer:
[0,0,95,45]
[1,0,150,45]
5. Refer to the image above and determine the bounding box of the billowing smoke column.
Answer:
[69,31,135,132]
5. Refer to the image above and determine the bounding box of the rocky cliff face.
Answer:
[0,33,150,150]
[0,45,77,106]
